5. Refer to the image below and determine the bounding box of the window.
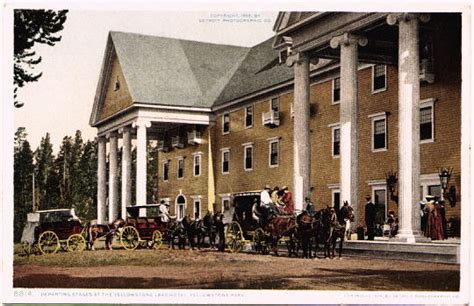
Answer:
[222,113,230,134]
[244,144,253,171]
[163,161,169,181]
[222,198,231,211]
[428,185,442,198]
[114,76,120,91]
[372,64,387,92]
[271,97,279,112]
[176,195,186,221]
[221,149,230,174]
[332,190,341,211]
[193,154,201,177]
[193,199,201,219]
[331,126,340,157]
[177,158,184,179]
[420,105,434,141]
[269,139,279,167]
[245,105,253,128]
[332,77,340,103]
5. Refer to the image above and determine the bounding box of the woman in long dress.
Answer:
[281,186,294,214]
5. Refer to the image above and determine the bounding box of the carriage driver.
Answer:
[159,200,174,223]
[260,185,276,222]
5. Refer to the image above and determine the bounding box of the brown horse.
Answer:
[295,211,322,259]
[265,215,297,256]
[85,218,125,250]
[321,207,346,258]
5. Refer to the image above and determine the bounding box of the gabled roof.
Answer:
[110,31,250,108]
[213,37,294,107]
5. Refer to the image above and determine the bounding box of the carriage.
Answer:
[119,204,167,250]
[20,208,86,255]
[225,192,286,254]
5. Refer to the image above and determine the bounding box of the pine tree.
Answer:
[13,127,34,241]
[34,133,59,209]
[56,136,73,207]
[77,139,97,221]
[14,9,68,107]
[147,142,159,203]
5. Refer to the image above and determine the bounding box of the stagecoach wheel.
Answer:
[226,221,242,241]
[152,230,163,250]
[66,234,86,252]
[227,237,243,253]
[20,241,31,256]
[121,226,139,250]
[38,231,60,255]
[253,228,269,254]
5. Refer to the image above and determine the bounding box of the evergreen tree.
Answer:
[14,9,68,107]
[147,142,159,203]
[56,135,73,207]
[34,133,59,209]
[77,139,97,221]
[13,127,34,241]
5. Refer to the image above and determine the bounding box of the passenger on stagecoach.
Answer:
[271,186,285,213]
[158,200,174,223]
[281,186,294,214]
[252,198,262,225]
[304,197,316,217]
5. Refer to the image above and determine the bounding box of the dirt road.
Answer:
[14,248,459,290]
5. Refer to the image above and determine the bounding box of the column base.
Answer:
[393,230,431,243]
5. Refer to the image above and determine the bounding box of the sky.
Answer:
[13,10,277,152]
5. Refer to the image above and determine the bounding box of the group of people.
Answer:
[421,195,448,240]
[253,185,295,224]
[364,196,399,240]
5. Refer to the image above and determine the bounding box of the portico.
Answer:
[274,12,434,241]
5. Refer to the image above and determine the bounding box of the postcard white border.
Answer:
[1,0,472,304]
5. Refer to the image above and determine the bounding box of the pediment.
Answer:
[90,37,133,126]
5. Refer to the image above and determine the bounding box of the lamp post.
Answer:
[438,167,456,207]
[386,170,398,203]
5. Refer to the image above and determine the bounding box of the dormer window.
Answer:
[114,76,120,91]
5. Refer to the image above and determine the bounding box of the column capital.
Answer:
[330,33,368,49]
[132,119,151,129]
[118,125,132,134]
[387,13,430,26]
[96,135,107,143]
[286,52,318,67]
[105,131,119,139]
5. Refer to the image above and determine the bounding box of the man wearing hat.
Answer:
[260,185,275,223]
[159,200,173,223]
[365,195,376,240]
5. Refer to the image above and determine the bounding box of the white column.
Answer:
[97,136,107,224]
[330,33,367,226]
[388,13,430,242]
[120,126,132,220]
[107,132,119,221]
[133,120,151,217]
[287,52,311,211]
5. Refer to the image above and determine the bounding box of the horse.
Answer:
[181,215,204,250]
[166,220,186,249]
[295,211,322,259]
[85,218,125,250]
[338,201,355,240]
[321,207,346,258]
[264,215,297,256]
[200,211,217,249]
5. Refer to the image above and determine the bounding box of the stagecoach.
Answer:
[120,204,167,250]
[225,192,276,254]
[20,208,86,255]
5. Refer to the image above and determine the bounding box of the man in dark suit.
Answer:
[365,195,376,240]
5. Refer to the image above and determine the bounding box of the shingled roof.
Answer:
[103,31,296,110]
[110,31,250,109]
